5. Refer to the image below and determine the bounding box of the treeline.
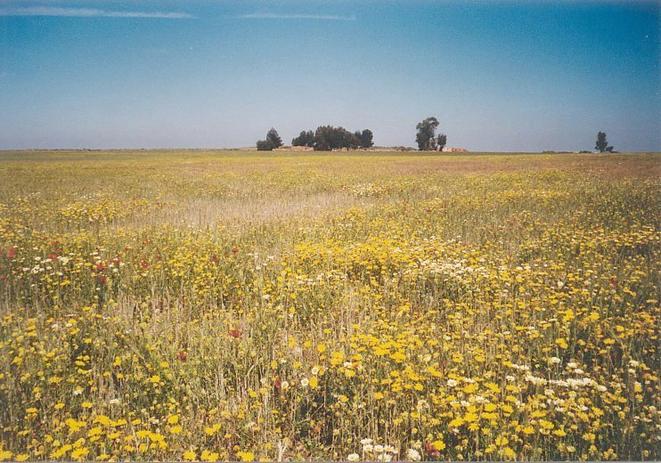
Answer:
[256,117,448,151]
[257,126,374,151]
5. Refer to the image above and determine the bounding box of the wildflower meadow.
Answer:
[0,151,659,461]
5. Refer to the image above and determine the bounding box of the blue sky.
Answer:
[0,0,659,151]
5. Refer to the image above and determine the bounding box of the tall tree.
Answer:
[416,117,440,150]
[359,129,374,148]
[266,128,283,149]
[595,131,614,153]
[436,133,447,151]
[595,131,607,152]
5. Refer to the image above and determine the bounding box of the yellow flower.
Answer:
[204,424,221,436]
[495,436,509,447]
[309,376,319,389]
[462,383,478,394]
[201,450,220,462]
[183,450,197,461]
[432,439,446,451]
[237,451,255,462]
[167,414,180,425]
[170,425,183,434]
[15,454,29,462]
[539,420,554,430]
[484,403,497,412]
[330,351,344,366]
[94,415,112,426]
[449,417,465,427]
[501,447,516,460]
[65,418,86,433]
[71,447,90,461]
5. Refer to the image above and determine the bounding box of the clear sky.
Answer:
[0,0,659,151]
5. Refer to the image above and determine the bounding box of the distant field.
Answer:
[0,151,659,461]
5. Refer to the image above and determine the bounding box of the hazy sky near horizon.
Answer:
[0,0,659,151]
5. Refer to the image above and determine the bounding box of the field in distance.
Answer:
[0,151,659,461]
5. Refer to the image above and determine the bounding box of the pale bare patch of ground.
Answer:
[137,191,369,230]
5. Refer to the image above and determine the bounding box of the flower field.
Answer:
[0,150,659,461]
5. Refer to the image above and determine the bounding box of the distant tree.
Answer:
[313,125,358,151]
[436,133,447,151]
[347,130,361,149]
[354,131,363,148]
[313,126,334,151]
[266,128,283,149]
[292,130,315,147]
[294,126,374,151]
[256,128,283,151]
[595,131,614,153]
[416,117,440,150]
[359,129,374,148]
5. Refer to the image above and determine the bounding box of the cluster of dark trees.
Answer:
[293,126,374,150]
[256,128,284,151]
[415,117,447,151]
[257,126,374,151]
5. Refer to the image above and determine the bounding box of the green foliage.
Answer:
[312,126,357,151]
[416,117,440,151]
[292,130,315,147]
[266,128,283,149]
[436,133,447,151]
[292,127,374,151]
[595,131,614,153]
[256,128,283,151]
[358,129,374,148]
